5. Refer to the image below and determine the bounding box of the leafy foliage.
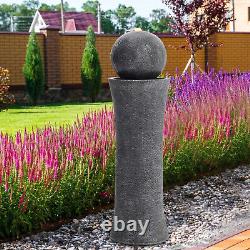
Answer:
[0,0,39,32]
[82,1,173,33]
[135,16,150,31]
[23,31,44,105]
[0,67,15,111]
[82,1,116,34]
[149,9,172,33]
[0,4,16,31]
[100,10,116,34]
[113,4,136,33]
[39,1,76,11]
[163,0,233,54]
[82,0,99,16]
[81,26,102,102]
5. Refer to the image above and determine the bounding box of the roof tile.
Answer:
[39,11,98,31]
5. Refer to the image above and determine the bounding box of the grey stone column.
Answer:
[109,78,169,245]
[109,30,168,246]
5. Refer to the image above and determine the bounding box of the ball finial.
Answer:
[111,30,167,80]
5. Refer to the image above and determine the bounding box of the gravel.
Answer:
[1,165,249,250]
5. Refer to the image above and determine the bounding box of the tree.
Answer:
[82,1,115,34]
[81,26,102,102]
[0,1,36,32]
[40,1,76,11]
[22,0,39,13]
[113,4,136,33]
[163,0,232,81]
[0,4,17,31]
[101,10,116,34]
[58,1,76,11]
[149,9,172,33]
[135,16,150,31]
[39,3,55,11]
[14,0,39,31]
[82,0,98,16]
[23,32,44,105]
[39,3,53,11]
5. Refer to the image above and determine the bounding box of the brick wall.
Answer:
[0,32,44,86]
[207,32,250,72]
[160,36,205,75]
[58,33,205,86]
[58,34,118,85]
[0,30,250,89]
[41,28,60,88]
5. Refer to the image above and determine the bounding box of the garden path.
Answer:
[204,229,250,250]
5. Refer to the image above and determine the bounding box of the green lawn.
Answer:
[0,102,113,135]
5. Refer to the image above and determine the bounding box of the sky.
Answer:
[0,0,167,18]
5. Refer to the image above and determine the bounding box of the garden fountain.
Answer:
[109,30,169,246]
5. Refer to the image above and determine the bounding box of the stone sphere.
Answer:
[111,31,167,80]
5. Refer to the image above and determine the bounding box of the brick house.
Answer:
[29,10,98,33]
[227,0,250,32]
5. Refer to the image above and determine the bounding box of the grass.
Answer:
[0,102,113,135]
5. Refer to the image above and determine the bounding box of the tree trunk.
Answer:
[190,52,195,84]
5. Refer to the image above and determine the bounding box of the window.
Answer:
[248,7,250,21]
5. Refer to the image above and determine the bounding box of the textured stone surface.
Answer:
[109,77,169,245]
[111,31,167,80]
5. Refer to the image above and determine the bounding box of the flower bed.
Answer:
[0,71,249,239]
[163,70,250,184]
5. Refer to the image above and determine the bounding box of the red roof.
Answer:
[39,11,98,32]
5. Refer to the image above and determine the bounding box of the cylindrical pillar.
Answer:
[109,78,169,245]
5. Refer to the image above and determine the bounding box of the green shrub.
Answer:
[23,32,45,105]
[163,122,250,188]
[0,67,15,111]
[81,26,102,102]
